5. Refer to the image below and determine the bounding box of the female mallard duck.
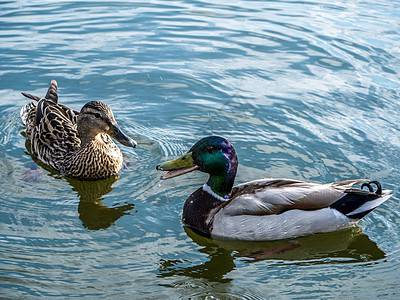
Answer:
[20,80,137,179]
[156,136,392,241]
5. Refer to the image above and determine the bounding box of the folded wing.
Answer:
[225,178,369,216]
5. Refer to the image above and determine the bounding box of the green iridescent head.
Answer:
[156,136,238,197]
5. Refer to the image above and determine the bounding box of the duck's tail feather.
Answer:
[21,80,58,104]
[44,80,58,104]
[21,92,41,101]
[330,181,392,219]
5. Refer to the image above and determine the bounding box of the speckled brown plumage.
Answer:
[20,80,136,179]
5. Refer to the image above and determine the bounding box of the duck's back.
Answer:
[21,81,81,171]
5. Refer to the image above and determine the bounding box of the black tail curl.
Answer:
[361,181,382,195]
[330,180,385,219]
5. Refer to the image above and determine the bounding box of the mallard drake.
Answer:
[156,136,392,241]
[20,80,137,179]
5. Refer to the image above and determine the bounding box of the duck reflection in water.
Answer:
[67,175,135,230]
[157,226,385,283]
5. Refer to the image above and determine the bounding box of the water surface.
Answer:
[1,0,400,298]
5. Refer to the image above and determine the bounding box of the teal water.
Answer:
[1,0,400,298]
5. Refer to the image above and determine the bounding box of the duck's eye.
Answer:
[206,146,216,153]
[94,113,101,118]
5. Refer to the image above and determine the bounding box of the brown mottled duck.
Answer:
[20,80,137,179]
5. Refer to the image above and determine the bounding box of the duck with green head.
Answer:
[157,136,392,241]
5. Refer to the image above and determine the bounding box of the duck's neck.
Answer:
[80,133,113,148]
[79,133,96,147]
[206,175,232,199]
[206,164,237,199]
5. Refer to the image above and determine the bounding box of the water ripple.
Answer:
[1,0,399,298]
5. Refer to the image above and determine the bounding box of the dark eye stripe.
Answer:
[86,112,101,118]
[86,111,113,127]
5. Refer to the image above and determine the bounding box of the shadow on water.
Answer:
[158,226,385,283]
[22,138,135,230]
